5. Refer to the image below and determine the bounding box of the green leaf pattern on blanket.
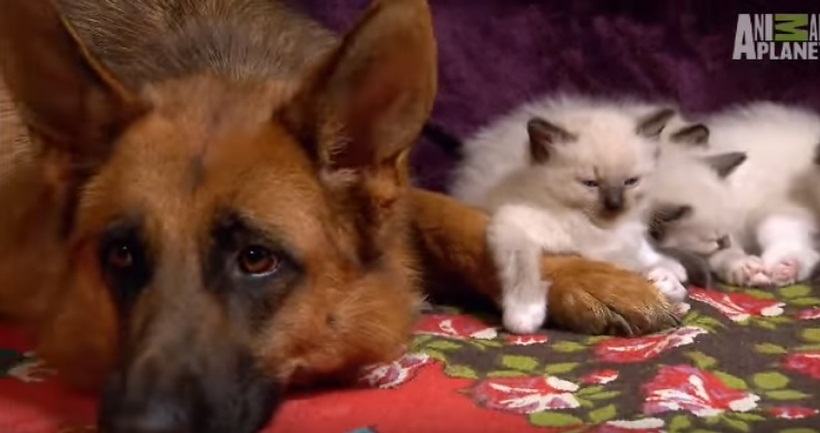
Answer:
[405,283,820,430]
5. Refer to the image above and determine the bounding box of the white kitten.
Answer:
[450,95,688,334]
[649,129,747,256]
[650,102,820,288]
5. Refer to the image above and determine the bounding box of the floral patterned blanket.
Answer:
[2,283,819,433]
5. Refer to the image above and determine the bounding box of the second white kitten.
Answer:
[650,101,820,287]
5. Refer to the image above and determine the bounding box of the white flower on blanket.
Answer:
[8,351,56,383]
[358,353,433,389]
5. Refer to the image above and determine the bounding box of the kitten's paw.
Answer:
[645,267,688,305]
[768,258,799,287]
[545,256,680,336]
[724,255,771,287]
[501,280,549,334]
[762,248,820,287]
[657,258,688,283]
[502,298,547,335]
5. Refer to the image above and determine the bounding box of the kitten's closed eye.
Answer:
[580,179,599,188]
[624,177,640,187]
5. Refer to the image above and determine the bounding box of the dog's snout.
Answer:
[100,361,197,433]
[100,347,280,433]
[104,400,191,433]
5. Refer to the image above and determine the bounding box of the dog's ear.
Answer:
[0,0,145,167]
[284,0,437,181]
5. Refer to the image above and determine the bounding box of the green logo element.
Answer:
[774,14,809,42]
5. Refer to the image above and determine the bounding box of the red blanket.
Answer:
[3,285,820,433]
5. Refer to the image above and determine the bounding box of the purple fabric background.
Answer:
[293,1,820,192]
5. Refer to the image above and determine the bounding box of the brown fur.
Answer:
[0,0,677,429]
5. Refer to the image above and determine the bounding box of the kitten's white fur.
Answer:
[654,102,820,287]
[450,95,687,334]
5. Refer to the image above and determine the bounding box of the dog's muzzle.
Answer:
[98,324,280,433]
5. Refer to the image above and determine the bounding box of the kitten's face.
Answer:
[652,208,733,256]
[528,109,673,225]
[648,139,747,256]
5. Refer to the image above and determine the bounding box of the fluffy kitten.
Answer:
[647,128,748,288]
[649,130,747,256]
[649,102,820,288]
[451,96,688,334]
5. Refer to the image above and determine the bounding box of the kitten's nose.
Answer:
[716,235,731,250]
[601,187,624,212]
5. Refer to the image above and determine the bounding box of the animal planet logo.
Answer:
[733,14,820,60]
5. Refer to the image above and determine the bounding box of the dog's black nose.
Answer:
[99,351,280,433]
[105,402,190,433]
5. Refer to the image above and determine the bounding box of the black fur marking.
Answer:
[421,121,462,159]
[97,216,153,312]
[205,211,303,326]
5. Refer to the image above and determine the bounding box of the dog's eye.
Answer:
[106,243,135,270]
[580,179,599,188]
[624,177,640,186]
[99,228,151,305]
[238,245,280,276]
[101,238,144,274]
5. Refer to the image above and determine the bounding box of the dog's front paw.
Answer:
[544,256,680,336]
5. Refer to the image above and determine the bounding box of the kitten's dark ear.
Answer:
[647,204,692,239]
[704,152,746,179]
[652,204,693,224]
[670,124,710,146]
[527,117,575,163]
[636,108,676,139]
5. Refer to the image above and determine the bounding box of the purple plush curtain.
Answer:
[292,1,820,192]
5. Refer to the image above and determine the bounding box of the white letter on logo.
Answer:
[733,14,756,60]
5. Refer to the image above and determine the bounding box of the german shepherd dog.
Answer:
[0,0,678,431]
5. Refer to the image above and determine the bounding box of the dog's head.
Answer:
[0,0,436,431]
